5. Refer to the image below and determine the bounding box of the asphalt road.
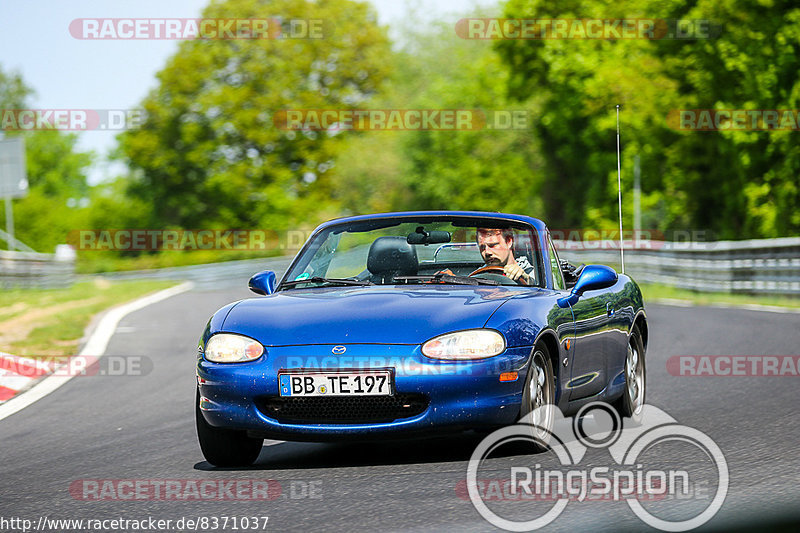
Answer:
[1,277,799,532]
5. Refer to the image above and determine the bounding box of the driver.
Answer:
[475,228,535,285]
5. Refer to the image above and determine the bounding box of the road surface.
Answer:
[1,268,798,532]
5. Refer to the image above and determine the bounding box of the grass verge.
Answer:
[0,279,180,358]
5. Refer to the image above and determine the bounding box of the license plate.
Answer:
[279,371,393,397]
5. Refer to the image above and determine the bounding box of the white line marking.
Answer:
[0,281,194,422]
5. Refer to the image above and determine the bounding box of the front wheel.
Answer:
[613,326,646,422]
[196,389,263,467]
[519,346,556,452]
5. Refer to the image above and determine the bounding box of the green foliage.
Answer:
[10,189,89,253]
[497,0,800,238]
[24,131,93,197]
[6,0,800,265]
[0,65,30,110]
[11,130,94,252]
[118,0,392,232]
[333,17,546,218]
[0,65,97,253]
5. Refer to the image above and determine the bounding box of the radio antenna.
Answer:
[616,104,625,274]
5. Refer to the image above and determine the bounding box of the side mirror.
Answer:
[558,265,618,307]
[572,264,618,296]
[248,270,276,295]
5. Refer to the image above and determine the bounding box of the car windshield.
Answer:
[280,216,543,289]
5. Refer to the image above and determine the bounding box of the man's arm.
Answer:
[503,263,531,285]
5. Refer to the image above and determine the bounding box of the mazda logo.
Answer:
[332,345,346,354]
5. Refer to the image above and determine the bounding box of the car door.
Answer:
[567,287,612,400]
[544,234,576,406]
[559,237,615,401]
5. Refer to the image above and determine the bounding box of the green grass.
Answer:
[0,279,180,358]
[640,282,800,309]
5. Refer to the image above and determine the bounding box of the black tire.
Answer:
[196,389,263,467]
[613,326,646,422]
[519,345,556,452]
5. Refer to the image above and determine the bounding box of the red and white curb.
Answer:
[0,281,193,420]
[0,353,52,402]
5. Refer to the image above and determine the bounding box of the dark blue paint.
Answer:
[248,270,276,295]
[196,211,647,440]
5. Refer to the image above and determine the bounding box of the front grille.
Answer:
[258,394,429,424]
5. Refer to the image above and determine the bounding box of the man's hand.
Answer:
[503,264,530,285]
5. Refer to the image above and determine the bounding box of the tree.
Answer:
[118,0,392,232]
[0,64,95,252]
[0,66,30,110]
[496,0,800,238]
[333,16,546,218]
[24,131,92,198]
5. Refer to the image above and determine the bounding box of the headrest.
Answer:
[367,236,418,275]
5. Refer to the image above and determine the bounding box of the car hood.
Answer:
[221,285,534,346]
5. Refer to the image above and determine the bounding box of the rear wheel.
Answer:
[519,345,556,451]
[613,326,646,422]
[196,389,263,467]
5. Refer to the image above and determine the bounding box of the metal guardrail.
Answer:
[6,236,798,296]
[555,237,800,295]
[0,250,75,289]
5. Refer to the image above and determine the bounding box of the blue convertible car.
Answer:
[196,211,648,466]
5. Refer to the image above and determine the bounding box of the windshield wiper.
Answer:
[280,277,372,289]
[393,273,499,286]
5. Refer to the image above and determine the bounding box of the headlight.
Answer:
[204,333,264,363]
[422,329,505,360]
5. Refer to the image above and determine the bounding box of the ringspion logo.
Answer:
[466,403,728,531]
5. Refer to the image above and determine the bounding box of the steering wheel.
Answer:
[468,265,529,286]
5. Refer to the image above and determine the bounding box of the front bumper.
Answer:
[197,343,532,441]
